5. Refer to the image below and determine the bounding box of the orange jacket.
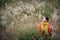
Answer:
[38,22,52,35]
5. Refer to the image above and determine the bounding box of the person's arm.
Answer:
[48,24,52,35]
[38,23,42,36]
[38,24,41,34]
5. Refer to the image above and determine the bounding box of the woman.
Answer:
[38,17,52,40]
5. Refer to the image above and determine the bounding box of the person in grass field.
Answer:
[38,16,52,40]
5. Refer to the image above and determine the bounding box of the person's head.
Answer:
[42,16,49,22]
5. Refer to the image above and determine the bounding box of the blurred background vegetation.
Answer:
[0,0,60,40]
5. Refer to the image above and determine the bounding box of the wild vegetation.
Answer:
[0,0,60,40]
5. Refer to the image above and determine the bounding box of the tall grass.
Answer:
[13,26,40,40]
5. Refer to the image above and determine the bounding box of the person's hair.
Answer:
[45,17,49,22]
